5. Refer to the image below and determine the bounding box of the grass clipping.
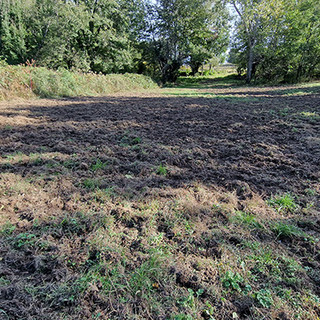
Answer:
[0,62,157,100]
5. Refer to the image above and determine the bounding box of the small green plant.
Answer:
[231,211,262,229]
[30,153,43,165]
[0,222,16,235]
[174,314,193,320]
[272,222,302,239]
[63,159,78,169]
[59,213,89,235]
[255,289,273,308]
[14,233,37,248]
[268,193,298,213]
[300,111,320,120]
[221,270,244,292]
[178,288,204,312]
[103,187,117,198]
[279,107,290,117]
[156,164,168,176]
[83,178,101,190]
[304,188,317,196]
[91,159,108,171]
[202,301,216,320]
[120,135,142,147]
[0,277,10,286]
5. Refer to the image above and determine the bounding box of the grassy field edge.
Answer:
[0,63,158,100]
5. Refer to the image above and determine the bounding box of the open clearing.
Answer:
[0,79,320,319]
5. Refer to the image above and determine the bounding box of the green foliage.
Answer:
[272,222,303,239]
[13,233,37,248]
[79,253,167,308]
[255,289,273,308]
[144,0,229,83]
[267,193,298,213]
[230,211,262,229]
[156,164,168,176]
[178,288,204,310]
[0,65,157,100]
[120,134,142,147]
[0,0,147,74]
[83,178,101,190]
[230,0,320,83]
[91,159,108,172]
[0,222,16,235]
[221,270,244,292]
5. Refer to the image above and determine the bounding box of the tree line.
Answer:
[0,0,319,83]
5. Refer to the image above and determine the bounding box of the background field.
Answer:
[0,77,320,319]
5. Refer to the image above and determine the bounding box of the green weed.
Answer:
[0,222,16,235]
[221,270,244,292]
[279,107,290,117]
[0,277,10,286]
[174,314,194,320]
[230,211,262,229]
[300,111,320,120]
[156,164,168,176]
[267,193,298,213]
[178,288,204,313]
[13,233,37,248]
[91,159,108,171]
[120,135,142,147]
[272,222,303,239]
[304,188,317,196]
[63,159,78,169]
[255,289,273,308]
[29,153,43,165]
[83,178,101,190]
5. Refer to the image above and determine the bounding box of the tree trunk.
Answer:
[190,63,201,76]
[246,43,254,83]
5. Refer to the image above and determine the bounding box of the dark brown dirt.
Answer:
[0,87,319,199]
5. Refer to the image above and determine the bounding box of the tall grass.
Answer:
[0,62,157,100]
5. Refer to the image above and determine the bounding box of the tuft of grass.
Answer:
[267,193,298,213]
[0,222,16,235]
[91,159,108,171]
[82,178,101,190]
[230,211,262,229]
[271,222,303,239]
[156,164,168,176]
[120,134,142,147]
[300,111,320,120]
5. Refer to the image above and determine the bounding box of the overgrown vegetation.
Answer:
[0,62,157,100]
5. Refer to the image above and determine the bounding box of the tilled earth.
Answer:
[0,83,320,319]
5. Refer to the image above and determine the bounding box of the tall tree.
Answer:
[0,0,28,64]
[230,0,320,83]
[147,0,229,83]
[230,0,268,83]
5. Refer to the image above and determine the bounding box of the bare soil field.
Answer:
[0,80,320,319]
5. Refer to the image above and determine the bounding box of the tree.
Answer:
[230,0,320,83]
[0,0,28,64]
[189,0,229,76]
[229,0,269,83]
[0,0,146,74]
[146,0,229,83]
